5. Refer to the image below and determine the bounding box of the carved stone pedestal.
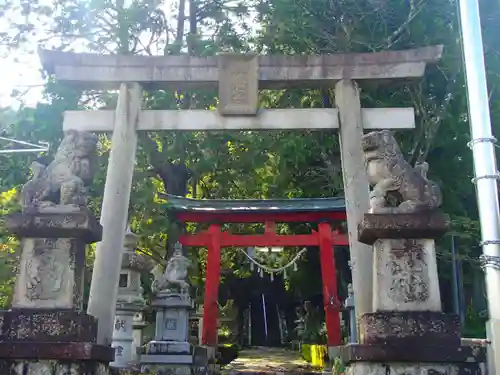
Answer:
[342,212,485,375]
[140,293,193,368]
[7,209,101,310]
[0,209,114,375]
[139,293,208,375]
[359,211,449,312]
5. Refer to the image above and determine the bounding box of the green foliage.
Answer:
[463,305,488,338]
[0,188,20,307]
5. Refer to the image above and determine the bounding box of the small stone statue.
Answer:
[151,242,191,295]
[294,306,306,339]
[361,130,442,213]
[20,130,98,212]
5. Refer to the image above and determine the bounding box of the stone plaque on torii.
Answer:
[38,46,443,349]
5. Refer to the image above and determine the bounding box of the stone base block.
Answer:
[359,312,461,346]
[345,362,481,375]
[6,208,102,244]
[141,354,194,365]
[0,360,111,375]
[193,346,209,367]
[141,341,195,367]
[358,211,450,245]
[152,292,192,308]
[153,295,191,342]
[0,342,114,362]
[147,341,193,355]
[140,364,208,375]
[341,344,486,363]
[0,309,97,342]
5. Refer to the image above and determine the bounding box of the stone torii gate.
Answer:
[39,46,443,349]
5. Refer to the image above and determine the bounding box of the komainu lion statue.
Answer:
[361,130,442,213]
[21,130,98,211]
[151,242,191,295]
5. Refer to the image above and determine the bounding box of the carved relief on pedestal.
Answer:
[13,238,75,309]
[385,239,429,304]
[373,238,441,312]
[25,238,69,301]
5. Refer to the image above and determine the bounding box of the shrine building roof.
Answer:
[159,194,346,223]
[160,194,345,213]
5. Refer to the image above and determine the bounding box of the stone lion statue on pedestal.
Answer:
[361,130,442,213]
[21,130,98,211]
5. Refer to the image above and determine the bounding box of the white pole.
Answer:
[458,0,500,373]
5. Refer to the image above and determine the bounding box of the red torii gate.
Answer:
[161,194,349,349]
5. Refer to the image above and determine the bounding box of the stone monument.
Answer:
[0,130,114,374]
[340,130,485,375]
[140,242,206,374]
[110,227,151,368]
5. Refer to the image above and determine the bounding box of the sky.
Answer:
[0,0,256,109]
[0,0,48,108]
[0,0,177,108]
[0,51,45,108]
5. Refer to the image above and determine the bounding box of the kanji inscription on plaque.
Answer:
[388,239,429,303]
[218,53,258,116]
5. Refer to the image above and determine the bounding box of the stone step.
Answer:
[218,371,327,375]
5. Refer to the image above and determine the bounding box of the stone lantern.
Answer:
[110,227,150,368]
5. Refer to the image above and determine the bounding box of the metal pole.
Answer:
[458,0,500,372]
[457,259,466,326]
[248,302,252,346]
[262,294,268,344]
[451,236,460,317]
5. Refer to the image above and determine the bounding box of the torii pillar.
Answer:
[335,79,373,325]
[39,46,443,346]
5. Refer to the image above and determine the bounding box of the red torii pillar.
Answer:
[318,222,342,348]
[201,224,221,346]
